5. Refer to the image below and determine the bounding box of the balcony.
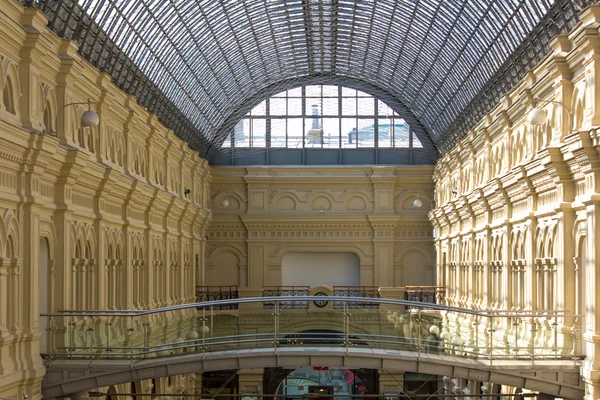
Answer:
[196,286,239,310]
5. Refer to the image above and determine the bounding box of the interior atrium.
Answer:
[1,0,600,399]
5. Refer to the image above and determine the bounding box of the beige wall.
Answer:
[430,7,600,399]
[208,166,435,289]
[0,1,211,397]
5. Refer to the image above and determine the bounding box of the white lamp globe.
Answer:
[157,346,170,357]
[200,324,210,334]
[451,336,464,346]
[187,330,199,340]
[429,325,440,335]
[221,199,229,208]
[528,108,547,126]
[439,331,450,341]
[80,110,100,128]
[413,198,423,208]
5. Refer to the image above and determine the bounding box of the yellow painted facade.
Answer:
[0,2,211,397]
[3,0,600,399]
[430,7,600,399]
[208,166,434,289]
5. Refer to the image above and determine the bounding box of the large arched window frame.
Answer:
[222,85,422,150]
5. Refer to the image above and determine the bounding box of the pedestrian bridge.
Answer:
[40,296,584,399]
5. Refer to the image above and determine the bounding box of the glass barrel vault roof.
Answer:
[22,0,597,161]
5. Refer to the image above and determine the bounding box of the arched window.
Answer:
[3,78,15,114]
[43,100,53,133]
[222,85,422,150]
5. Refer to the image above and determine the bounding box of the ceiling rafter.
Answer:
[22,0,599,162]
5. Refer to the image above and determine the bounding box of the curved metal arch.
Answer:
[205,75,438,161]
[24,0,597,160]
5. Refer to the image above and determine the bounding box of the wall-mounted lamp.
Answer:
[528,98,572,139]
[220,199,229,208]
[452,189,457,196]
[51,98,99,135]
[413,195,423,208]
[184,188,191,197]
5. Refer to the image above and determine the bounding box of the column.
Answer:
[238,368,264,398]
[369,216,399,287]
[379,371,404,395]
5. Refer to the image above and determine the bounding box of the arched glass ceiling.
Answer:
[25,0,595,160]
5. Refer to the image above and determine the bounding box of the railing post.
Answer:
[273,301,279,354]
[202,307,206,360]
[128,316,135,368]
[87,324,93,368]
[489,315,493,368]
[68,315,74,359]
[530,316,535,366]
[143,315,149,359]
[417,308,422,360]
[553,314,558,358]
[474,314,479,358]
[344,302,349,355]
[48,316,55,366]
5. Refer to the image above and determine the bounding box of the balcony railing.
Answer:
[333,286,380,309]
[262,286,309,309]
[39,296,582,366]
[405,286,446,306]
[196,286,239,310]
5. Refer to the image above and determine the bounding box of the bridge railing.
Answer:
[40,296,582,369]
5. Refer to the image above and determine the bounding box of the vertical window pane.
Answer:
[305,112,323,148]
[271,119,287,147]
[341,97,357,116]
[378,100,394,117]
[287,87,302,97]
[287,118,304,148]
[392,119,410,147]
[305,85,321,97]
[234,119,250,147]
[306,100,321,116]
[322,118,340,148]
[288,98,302,115]
[377,119,392,148]
[222,133,232,148]
[322,85,338,97]
[269,98,287,116]
[250,100,266,116]
[342,87,356,97]
[322,98,338,115]
[341,118,357,148]
[251,119,266,147]
[358,97,375,115]
[413,131,423,148]
[357,118,375,147]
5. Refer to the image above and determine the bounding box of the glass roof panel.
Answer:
[28,0,593,160]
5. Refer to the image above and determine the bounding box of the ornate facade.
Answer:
[3,0,600,399]
[0,2,211,398]
[208,166,434,289]
[430,7,600,399]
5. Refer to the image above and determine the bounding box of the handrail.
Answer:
[40,295,577,318]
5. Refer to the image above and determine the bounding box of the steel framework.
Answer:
[20,0,598,161]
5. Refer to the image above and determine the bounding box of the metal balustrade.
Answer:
[404,286,446,305]
[196,286,239,310]
[40,296,583,370]
[333,286,380,309]
[262,286,310,309]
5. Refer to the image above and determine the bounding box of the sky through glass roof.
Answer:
[23,0,594,160]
